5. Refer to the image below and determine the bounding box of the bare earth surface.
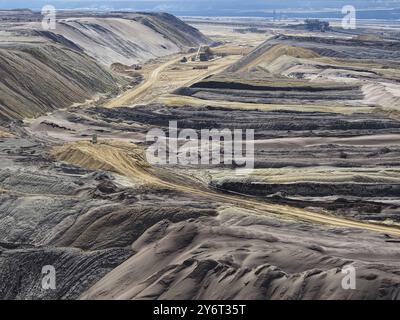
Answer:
[1,12,400,300]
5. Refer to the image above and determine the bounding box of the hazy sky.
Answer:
[1,0,400,17]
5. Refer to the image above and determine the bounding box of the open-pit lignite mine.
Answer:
[1,8,400,301]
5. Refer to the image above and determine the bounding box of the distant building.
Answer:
[304,19,330,32]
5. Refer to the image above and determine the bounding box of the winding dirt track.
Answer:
[105,52,239,108]
[105,56,184,108]
[105,54,192,108]
[53,141,400,237]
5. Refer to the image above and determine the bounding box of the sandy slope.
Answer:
[81,211,400,300]
[0,129,13,138]
[54,18,186,66]
[52,140,400,237]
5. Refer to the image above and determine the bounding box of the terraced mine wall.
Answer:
[0,12,211,121]
[0,44,122,120]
